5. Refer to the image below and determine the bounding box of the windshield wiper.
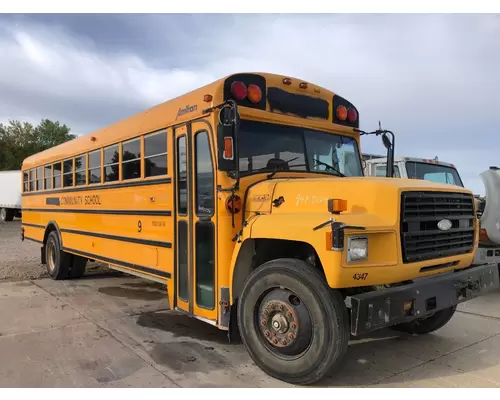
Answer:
[313,158,345,177]
[266,156,300,179]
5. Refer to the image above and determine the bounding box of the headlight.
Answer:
[347,236,368,262]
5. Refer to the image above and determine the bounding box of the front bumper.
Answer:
[349,263,500,336]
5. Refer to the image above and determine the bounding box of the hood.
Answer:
[245,175,472,227]
[479,168,500,244]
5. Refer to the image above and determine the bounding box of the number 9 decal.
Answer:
[138,220,142,233]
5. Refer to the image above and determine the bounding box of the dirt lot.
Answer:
[1,220,500,387]
[0,220,113,281]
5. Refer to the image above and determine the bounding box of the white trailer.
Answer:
[0,170,22,222]
[362,154,500,267]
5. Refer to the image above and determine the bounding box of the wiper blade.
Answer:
[313,158,345,177]
[266,156,300,179]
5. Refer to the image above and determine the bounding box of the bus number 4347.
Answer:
[353,273,368,281]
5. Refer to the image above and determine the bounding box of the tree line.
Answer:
[0,119,76,171]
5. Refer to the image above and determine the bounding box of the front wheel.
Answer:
[390,306,457,335]
[237,258,349,385]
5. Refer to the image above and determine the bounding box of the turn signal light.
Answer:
[247,84,262,104]
[223,137,234,160]
[328,199,347,214]
[336,105,347,121]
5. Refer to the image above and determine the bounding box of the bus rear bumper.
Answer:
[349,263,500,336]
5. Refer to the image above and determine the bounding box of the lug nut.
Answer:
[261,320,267,326]
[264,330,271,337]
[272,338,278,344]
[279,304,284,311]
[288,333,295,340]
[282,339,287,345]
[263,309,269,316]
[287,312,292,318]
[290,322,297,330]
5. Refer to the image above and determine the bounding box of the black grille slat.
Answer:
[400,191,475,263]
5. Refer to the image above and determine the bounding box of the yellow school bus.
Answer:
[21,72,499,385]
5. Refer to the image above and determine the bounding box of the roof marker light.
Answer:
[282,78,292,85]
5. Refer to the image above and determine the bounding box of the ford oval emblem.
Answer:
[437,219,452,231]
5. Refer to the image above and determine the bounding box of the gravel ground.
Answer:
[0,219,112,282]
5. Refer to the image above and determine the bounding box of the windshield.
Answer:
[238,120,363,177]
[405,161,464,187]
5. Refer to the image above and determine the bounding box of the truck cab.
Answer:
[363,154,500,267]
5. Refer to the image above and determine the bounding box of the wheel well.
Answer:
[231,238,325,303]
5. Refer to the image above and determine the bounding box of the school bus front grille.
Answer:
[400,191,475,263]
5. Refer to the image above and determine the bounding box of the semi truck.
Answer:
[0,170,22,222]
[363,154,500,268]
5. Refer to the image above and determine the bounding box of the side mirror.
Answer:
[382,133,391,149]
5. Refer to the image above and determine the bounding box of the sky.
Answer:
[0,13,498,194]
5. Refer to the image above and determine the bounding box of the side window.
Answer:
[122,138,141,180]
[23,171,29,192]
[29,169,35,192]
[36,167,43,191]
[44,165,52,190]
[53,162,62,189]
[104,144,119,183]
[375,165,400,177]
[75,155,86,186]
[63,158,74,187]
[88,150,101,184]
[177,136,187,215]
[194,131,214,215]
[144,130,167,177]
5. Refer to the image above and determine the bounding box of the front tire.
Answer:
[390,306,457,335]
[237,258,349,385]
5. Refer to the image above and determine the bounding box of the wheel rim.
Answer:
[255,287,313,358]
[46,240,56,273]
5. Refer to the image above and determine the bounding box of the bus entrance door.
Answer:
[173,121,218,325]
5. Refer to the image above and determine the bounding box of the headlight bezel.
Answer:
[347,235,368,263]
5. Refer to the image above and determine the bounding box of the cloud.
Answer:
[0,14,498,193]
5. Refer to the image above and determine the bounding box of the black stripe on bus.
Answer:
[21,177,172,197]
[62,247,172,279]
[22,223,45,229]
[25,237,43,244]
[23,208,172,216]
[60,228,172,248]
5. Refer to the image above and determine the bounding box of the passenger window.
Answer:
[88,150,102,184]
[28,169,35,192]
[23,171,29,192]
[104,145,119,182]
[122,138,141,180]
[44,165,52,190]
[36,167,43,191]
[53,162,62,189]
[144,130,167,177]
[63,158,74,187]
[75,155,86,186]
[194,131,214,216]
[177,136,187,215]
